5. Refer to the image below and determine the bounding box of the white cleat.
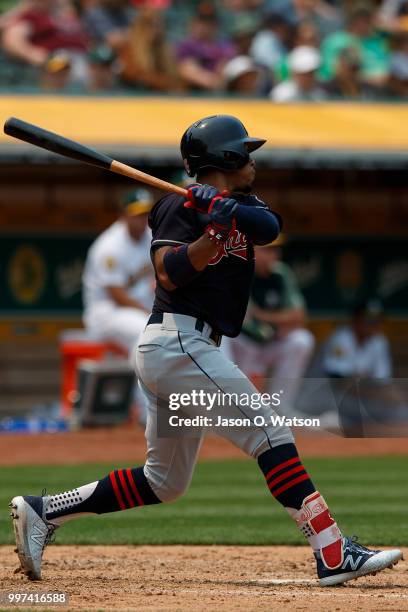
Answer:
[10,495,57,580]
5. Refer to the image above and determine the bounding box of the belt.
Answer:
[147,312,222,347]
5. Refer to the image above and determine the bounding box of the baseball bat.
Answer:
[3,117,188,197]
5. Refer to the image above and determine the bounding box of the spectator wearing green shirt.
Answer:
[230,238,315,415]
[320,5,390,87]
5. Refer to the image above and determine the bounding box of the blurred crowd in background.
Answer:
[0,0,407,99]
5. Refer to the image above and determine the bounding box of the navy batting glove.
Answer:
[208,196,238,225]
[184,184,219,212]
[206,196,238,245]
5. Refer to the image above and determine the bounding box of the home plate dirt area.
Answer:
[0,545,407,611]
[1,431,407,611]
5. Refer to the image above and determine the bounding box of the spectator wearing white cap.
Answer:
[223,54,264,94]
[270,45,327,101]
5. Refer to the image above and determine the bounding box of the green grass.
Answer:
[1,457,407,546]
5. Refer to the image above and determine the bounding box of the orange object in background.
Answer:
[59,331,128,415]
[249,372,266,393]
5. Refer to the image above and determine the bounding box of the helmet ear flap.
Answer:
[183,158,194,177]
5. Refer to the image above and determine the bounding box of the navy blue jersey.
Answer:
[148,192,279,337]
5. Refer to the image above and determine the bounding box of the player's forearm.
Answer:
[235,205,282,245]
[154,236,218,291]
[187,234,219,270]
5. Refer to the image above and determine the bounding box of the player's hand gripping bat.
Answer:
[3,117,188,197]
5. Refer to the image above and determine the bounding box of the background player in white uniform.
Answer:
[82,187,155,353]
[10,116,402,587]
[231,238,314,412]
[320,300,394,435]
[323,300,392,379]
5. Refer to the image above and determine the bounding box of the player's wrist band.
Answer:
[163,244,201,287]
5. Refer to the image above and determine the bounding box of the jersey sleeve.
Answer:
[92,248,128,287]
[149,194,201,250]
[235,194,283,245]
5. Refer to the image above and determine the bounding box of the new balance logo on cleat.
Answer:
[30,523,48,547]
[342,553,363,571]
[316,536,403,587]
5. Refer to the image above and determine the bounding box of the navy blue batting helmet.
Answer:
[180,115,266,177]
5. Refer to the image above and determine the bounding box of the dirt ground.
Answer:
[0,545,406,611]
[1,429,407,611]
[1,427,408,466]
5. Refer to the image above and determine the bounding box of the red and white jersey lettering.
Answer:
[209,229,248,265]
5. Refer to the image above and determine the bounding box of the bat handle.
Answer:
[111,161,188,198]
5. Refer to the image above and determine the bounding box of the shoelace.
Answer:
[347,535,377,555]
[44,524,57,548]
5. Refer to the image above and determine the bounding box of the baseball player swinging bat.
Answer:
[3,117,188,197]
[7,114,403,587]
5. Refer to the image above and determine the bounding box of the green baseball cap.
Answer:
[121,188,154,216]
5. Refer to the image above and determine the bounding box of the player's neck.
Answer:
[198,171,235,193]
